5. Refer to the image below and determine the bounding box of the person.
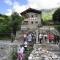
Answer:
[54,35,57,44]
[39,33,43,43]
[48,33,54,43]
[54,35,59,44]
[27,33,32,46]
[56,36,59,44]
[17,45,25,60]
[58,42,60,50]
[31,32,36,44]
[24,40,28,51]
[23,34,27,41]
[43,34,48,43]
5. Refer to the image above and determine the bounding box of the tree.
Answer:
[53,8,60,34]
[0,14,11,40]
[0,14,11,33]
[0,13,24,41]
[53,8,60,24]
[10,12,24,42]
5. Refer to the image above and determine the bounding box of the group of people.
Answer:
[17,32,35,60]
[38,33,47,43]
[38,33,60,44]
[23,32,36,45]
[17,32,60,60]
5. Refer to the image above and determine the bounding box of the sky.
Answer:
[0,0,60,15]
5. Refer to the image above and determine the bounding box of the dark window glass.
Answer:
[35,14,37,17]
[31,21,33,24]
[35,21,38,23]
[31,15,33,17]
[24,21,28,24]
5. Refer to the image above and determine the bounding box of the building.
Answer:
[21,8,42,31]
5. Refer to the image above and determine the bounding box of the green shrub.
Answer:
[11,51,17,60]
[55,25,60,32]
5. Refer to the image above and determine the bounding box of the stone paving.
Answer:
[0,48,8,59]
[0,39,60,60]
[0,41,9,60]
[0,41,17,60]
[28,44,60,60]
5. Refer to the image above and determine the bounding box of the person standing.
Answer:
[31,32,36,44]
[39,33,43,43]
[43,34,48,43]
[24,40,28,51]
[23,34,27,41]
[17,45,25,60]
[48,33,54,43]
[27,33,32,46]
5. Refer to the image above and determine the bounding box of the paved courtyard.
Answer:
[0,36,60,60]
[28,44,60,60]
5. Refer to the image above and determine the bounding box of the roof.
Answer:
[21,8,41,15]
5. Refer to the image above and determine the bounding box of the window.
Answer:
[34,18,36,20]
[35,14,37,17]
[31,21,33,24]
[24,21,28,24]
[35,21,38,24]
[31,15,33,17]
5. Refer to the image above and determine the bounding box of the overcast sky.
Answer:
[0,0,60,15]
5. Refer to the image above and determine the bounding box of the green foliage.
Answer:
[0,13,24,33]
[11,46,33,60]
[54,25,60,32]
[0,13,24,40]
[11,51,17,60]
[42,11,53,21]
[11,46,17,60]
[0,34,11,40]
[25,46,33,60]
[10,12,24,35]
[0,15,10,33]
[53,8,60,24]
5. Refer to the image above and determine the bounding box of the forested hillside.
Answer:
[42,9,56,21]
